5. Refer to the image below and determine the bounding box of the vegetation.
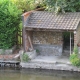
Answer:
[70,54,80,67]
[0,0,22,49]
[45,0,66,13]
[0,0,40,49]
[44,0,80,13]
[0,0,80,49]
[70,46,80,67]
[73,46,78,54]
[22,53,29,62]
[11,0,35,12]
[34,0,46,9]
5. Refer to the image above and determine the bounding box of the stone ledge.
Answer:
[20,62,80,72]
[0,54,19,60]
[0,45,16,54]
[26,50,37,59]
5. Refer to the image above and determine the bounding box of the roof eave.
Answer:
[25,27,75,32]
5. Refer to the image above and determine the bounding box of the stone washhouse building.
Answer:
[22,11,80,57]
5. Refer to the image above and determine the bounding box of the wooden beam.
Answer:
[26,28,74,32]
[22,28,29,52]
[28,36,33,51]
[22,27,26,51]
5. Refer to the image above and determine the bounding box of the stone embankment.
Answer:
[0,49,20,68]
[20,55,80,72]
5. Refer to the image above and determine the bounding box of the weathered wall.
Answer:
[32,31,62,45]
[76,23,80,45]
[76,24,80,55]
[32,31,63,56]
[33,44,63,56]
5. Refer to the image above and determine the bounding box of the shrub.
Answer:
[0,0,22,49]
[73,46,78,54]
[22,53,29,62]
[36,49,40,53]
[70,54,80,66]
[70,46,80,67]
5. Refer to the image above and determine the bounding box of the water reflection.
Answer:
[0,68,80,80]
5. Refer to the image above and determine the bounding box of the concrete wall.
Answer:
[33,44,63,56]
[32,31,63,56]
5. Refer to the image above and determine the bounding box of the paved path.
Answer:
[31,56,70,64]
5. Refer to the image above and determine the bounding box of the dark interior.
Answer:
[63,32,74,56]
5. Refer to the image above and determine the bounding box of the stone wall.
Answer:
[32,31,63,56]
[33,44,62,56]
[32,31,62,45]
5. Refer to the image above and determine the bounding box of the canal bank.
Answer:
[0,49,20,68]
[0,50,80,72]
[20,55,80,72]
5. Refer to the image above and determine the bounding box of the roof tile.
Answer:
[26,11,80,30]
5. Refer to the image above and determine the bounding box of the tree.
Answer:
[11,0,35,12]
[65,0,80,12]
[45,0,80,13]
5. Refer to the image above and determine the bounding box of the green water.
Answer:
[0,68,80,80]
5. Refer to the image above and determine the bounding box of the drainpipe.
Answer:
[70,32,71,55]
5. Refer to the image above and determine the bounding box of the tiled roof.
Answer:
[26,11,80,30]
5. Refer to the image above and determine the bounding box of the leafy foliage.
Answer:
[22,53,29,62]
[65,0,80,12]
[70,54,80,67]
[73,46,78,54]
[70,46,80,67]
[45,0,80,13]
[34,0,46,9]
[45,0,67,14]
[11,0,35,12]
[0,0,22,49]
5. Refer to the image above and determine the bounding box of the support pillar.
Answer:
[74,31,77,46]
[70,32,72,55]
[22,28,29,52]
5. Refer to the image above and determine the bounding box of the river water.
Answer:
[0,68,80,80]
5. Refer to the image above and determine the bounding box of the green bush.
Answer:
[70,46,80,67]
[73,46,78,54]
[70,54,80,67]
[22,53,29,62]
[0,0,22,49]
